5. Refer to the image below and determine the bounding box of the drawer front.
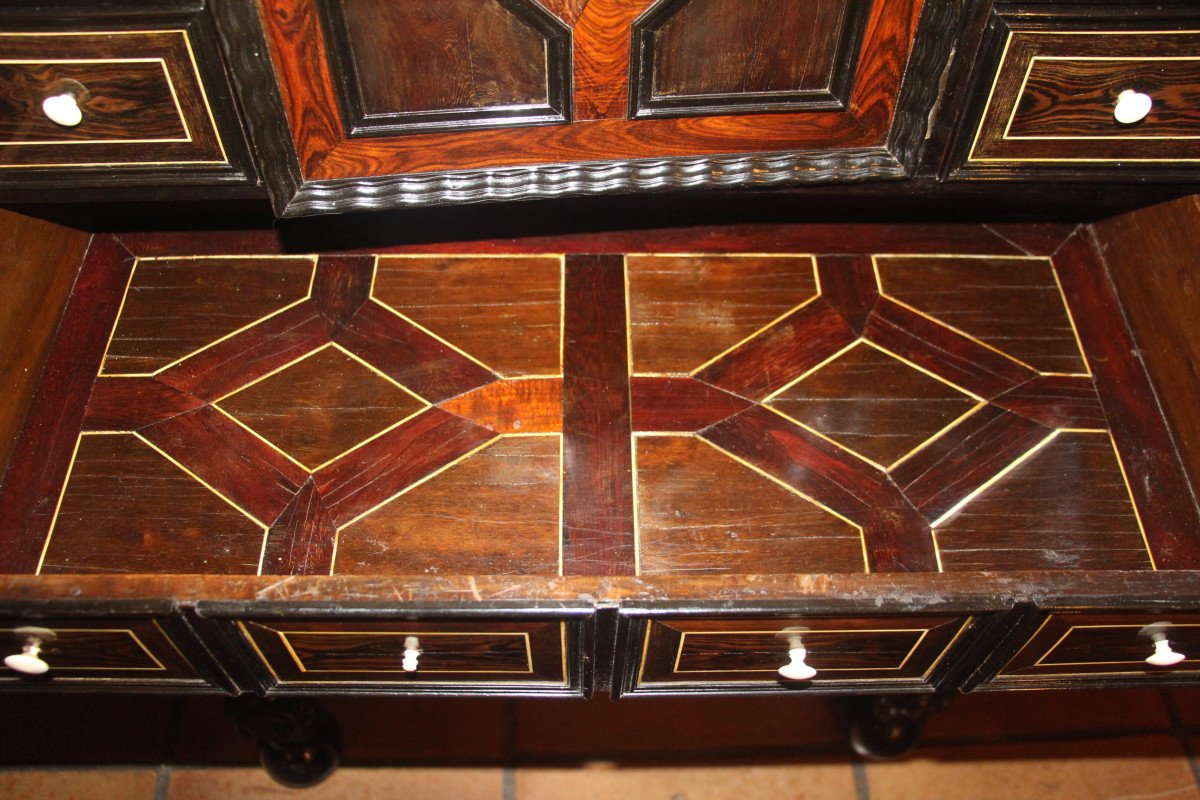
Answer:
[0,29,227,168]
[630,615,971,692]
[997,612,1200,682]
[237,619,573,690]
[967,26,1200,166]
[0,617,201,683]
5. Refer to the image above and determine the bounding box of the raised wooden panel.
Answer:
[874,256,1088,376]
[0,30,227,168]
[237,618,570,688]
[631,0,870,117]
[332,434,561,575]
[995,613,1200,683]
[635,434,867,575]
[626,255,818,375]
[0,619,200,683]
[934,431,1152,572]
[38,432,267,575]
[372,255,562,378]
[320,0,571,135]
[100,256,316,376]
[216,343,429,471]
[765,340,981,470]
[632,615,969,689]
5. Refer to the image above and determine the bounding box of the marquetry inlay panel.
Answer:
[3,229,1192,580]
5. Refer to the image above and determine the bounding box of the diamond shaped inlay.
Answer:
[766,341,980,469]
[216,344,430,471]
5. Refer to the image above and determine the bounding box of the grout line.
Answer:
[853,761,871,800]
[503,767,517,800]
[1162,690,1200,791]
[153,765,171,800]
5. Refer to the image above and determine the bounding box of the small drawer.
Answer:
[0,617,204,685]
[626,615,972,694]
[0,28,227,168]
[235,618,579,694]
[965,24,1200,167]
[995,612,1200,684]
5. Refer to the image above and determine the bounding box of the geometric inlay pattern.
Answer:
[101,256,316,376]
[626,254,818,374]
[215,344,429,472]
[372,255,563,378]
[40,432,267,575]
[933,431,1151,572]
[333,434,561,576]
[635,435,867,575]
[765,340,982,470]
[875,256,1089,375]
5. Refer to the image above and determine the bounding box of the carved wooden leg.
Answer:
[226,696,342,787]
[847,694,947,760]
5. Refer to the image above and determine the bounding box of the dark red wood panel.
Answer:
[561,254,636,575]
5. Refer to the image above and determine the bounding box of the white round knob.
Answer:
[402,636,421,673]
[1146,634,1186,667]
[1114,89,1152,125]
[4,633,50,676]
[42,93,83,127]
[778,635,817,680]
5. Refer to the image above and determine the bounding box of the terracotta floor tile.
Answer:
[513,696,843,759]
[514,760,857,800]
[0,768,159,800]
[867,734,1200,800]
[166,767,503,800]
[925,688,1172,742]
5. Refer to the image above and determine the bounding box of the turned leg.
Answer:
[847,694,947,760]
[226,696,342,787]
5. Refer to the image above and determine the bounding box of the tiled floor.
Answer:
[2,689,1198,799]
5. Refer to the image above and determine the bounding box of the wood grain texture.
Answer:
[1091,197,1200,516]
[333,299,498,404]
[0,235,132,574]
[312,254,374,333]
[0,30,226,167]
[766,340,979,469]
[440,377,562,433]
[630,376,752,432]
[1011,59,1200,138]
[626,254,818,375]
[935,432,1153,572]
[101,257,315,376]
[694,301,857,401]
[216,344,428,470]
[1055,228,1200,569]
[0,210,89,481]
[636,435,866,575]
[573,0,652,120]
[261,477,336,576]
[372,255,562,378]
[650,0,848,96]
[82,377,205,431]
[313,407,496,526]
[39,433,266,575]
[562,254,636,575]
[240,618,566,684]
[968,29,1200,164]
[816,255,879,335]
[875,256,1088,375]
[992,374,1106,430]
[337,0,550,114]
[334,435,560,575]
[0,619,198,679]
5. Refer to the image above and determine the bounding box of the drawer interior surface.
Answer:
[1,224,1197,580]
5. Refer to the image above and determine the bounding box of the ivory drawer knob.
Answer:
[1146,632,1186,667]
[778,634,817,681]
[1114,89,1152,125]
[402,636,421,673]
[4,627,56,676]
[41,93,83,127]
